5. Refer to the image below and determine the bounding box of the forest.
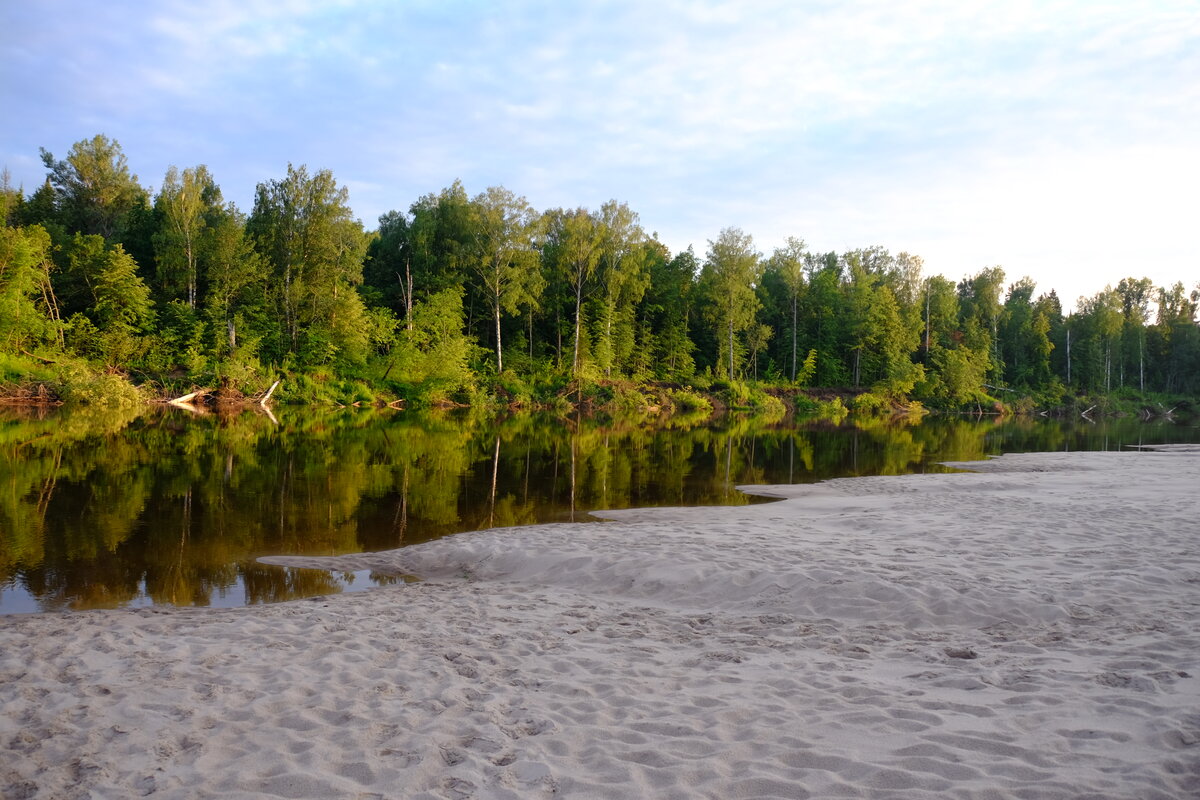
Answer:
[2,134,1198,415]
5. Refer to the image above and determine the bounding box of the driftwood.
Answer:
[169,388,211,406]
[259,380,280,407]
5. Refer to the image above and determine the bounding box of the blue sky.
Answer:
[3,0,1197,310]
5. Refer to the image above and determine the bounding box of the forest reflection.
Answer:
[1,406,1195,613]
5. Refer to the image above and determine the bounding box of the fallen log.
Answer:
[169,389,211,405]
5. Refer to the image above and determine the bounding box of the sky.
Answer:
[2,0,1198,310]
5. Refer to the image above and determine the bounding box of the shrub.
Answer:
[54,363,145,407]
[666,388,713,414]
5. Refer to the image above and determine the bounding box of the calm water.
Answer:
[1,405,1196,613]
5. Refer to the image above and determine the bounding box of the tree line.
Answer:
[2,134,1198,409]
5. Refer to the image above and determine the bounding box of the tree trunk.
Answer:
[186,237,196,309]
[1139,337,1145,391]
[604,299,614,378]
[573,283,583,374]
[924,284,931,357]
[727,308,734,380]
[1066,327,1072,385]
[494,298,503,373]
[791,292,798,382]
[399,259,414,332]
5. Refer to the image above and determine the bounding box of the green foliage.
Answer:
[51,360,146,407]
[542,206,603,374]
[795,348,818,387]
[792,394,849,420]
[665,388,713,414]
[467,185,544,372]
[0,224,58,350]
[389,287,477,401]
[40,135,147,238]
[699,227,763,380]
[247,163,369,365]
[851,391,891,414]
[5,134,1199,414]
[918,344,991,409]
[0,351,56,386]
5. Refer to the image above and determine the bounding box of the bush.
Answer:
[54,363,145,407]
[851,391,890,414]
[666,388,713,414]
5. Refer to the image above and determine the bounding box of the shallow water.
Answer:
[1,405,1195,613]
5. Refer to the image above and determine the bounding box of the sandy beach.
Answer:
[3,446,1199,799]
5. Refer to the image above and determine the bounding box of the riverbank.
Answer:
[3,447,1199,798]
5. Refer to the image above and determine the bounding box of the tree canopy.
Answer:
[3,134,1199,409]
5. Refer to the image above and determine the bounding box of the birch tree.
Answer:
[155,165,216,308]
[700,228,762,380]
[543,208,602,374]
[467,186,543,373]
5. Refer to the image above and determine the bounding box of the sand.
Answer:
[2,446,1199,799]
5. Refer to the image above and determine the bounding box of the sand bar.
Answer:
[3,447,1199,799]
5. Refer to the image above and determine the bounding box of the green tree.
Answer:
[928,344,989,408]
[699,227,762,380]
[58,234,154,365]
[999,277,1052,387]
[542,207,602,374]
[798,251,846,386]
[466,186,543,373]
[921,275,958,355]
[395,288,475,393]
[16,178,60,230]
[1076,288,1123,391]
[765,237,807,381]
[641,245,697,379]
[365,181,474,331]
[957,267,1006,384]
[0,224,59,350]
[0,169,23,227]
[92,244,154,335]
[1114,277,1154,390]
[40,135,147,238]
[595,200,649,377]
[247,165,369,365]
[154,165,218,308]
[1149,282,1200,393]
[201,202,267,359]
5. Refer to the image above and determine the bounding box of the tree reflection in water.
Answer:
[0,405,1195,612]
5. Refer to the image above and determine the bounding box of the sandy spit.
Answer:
[3,447,1199,799]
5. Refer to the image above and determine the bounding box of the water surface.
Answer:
[1,406,1195,613]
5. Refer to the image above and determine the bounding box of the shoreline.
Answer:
[3,447,1199,798]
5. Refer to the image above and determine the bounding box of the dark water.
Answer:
[1,405,1196,613]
